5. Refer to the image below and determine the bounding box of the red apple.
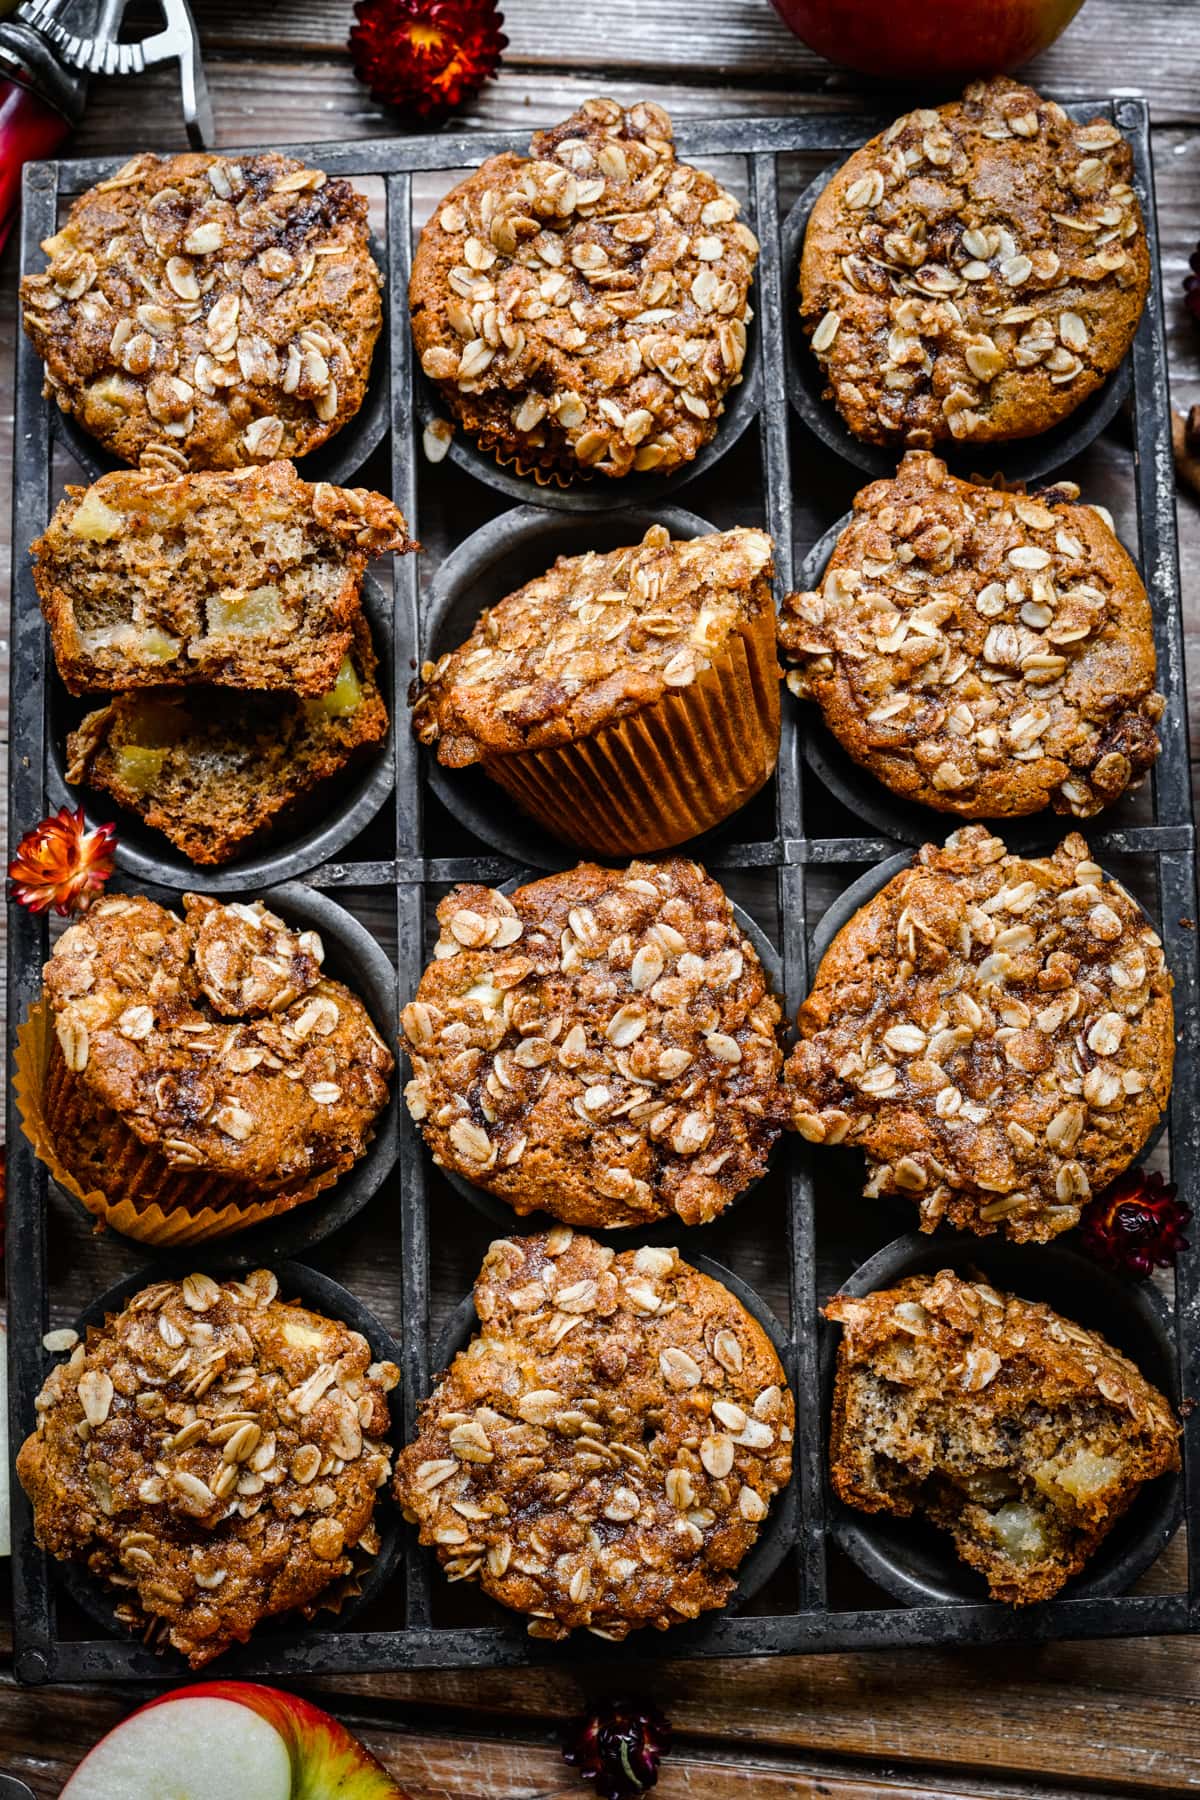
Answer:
[62,1681,409,1800]
[768,0,1088,80]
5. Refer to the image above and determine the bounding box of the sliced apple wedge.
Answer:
[62,1682,408,1799]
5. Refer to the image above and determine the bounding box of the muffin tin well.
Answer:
[429,1250,799,1625]
[8,98,1197,1686]
[822,1232,1183,1608]
[781,156,1134,488]
[44,1260,404,1673]
[37,882,400,1265]
[46,572,396,892]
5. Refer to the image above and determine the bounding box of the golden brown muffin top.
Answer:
[800,78,1149,447]
[17,1268,398,1667]
[411,98,758,479]
[20,151,382,471]
[395,1231,794,1639]
[785,828,1174,1243]
[44,892,394,1190]
[414,525,774,765]
[780,452,1162,818]
[402,859,783,1229]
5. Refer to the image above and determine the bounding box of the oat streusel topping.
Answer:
[395,1231,794,1639]
[826,1270,1179,1604]
[785,828,1174,1243]
[402,860,783,1229]
[779,453,1162,818]
[414,526,774,765]
[411,98,758,480]
[44,892,394,1190]
[800,78,1149,447]
[17,1269,398,1666]
[20,152,382,471]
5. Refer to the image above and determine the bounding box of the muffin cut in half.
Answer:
[402,858,784,1229]
[34,461,413,698]
[20,151,382,471]
[23,891,394,1243]
[412,97,758,484]
[784,827,1174,1244]
[826,1269,1179,1604]
[799,78,1149,448]
[414,524,779,855]
[65,613,389,866]
[395,1230,794,1639]
[780,453,1162,819]
[17,1268,398,1666]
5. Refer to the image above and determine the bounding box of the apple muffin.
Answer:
[401,858,784,1229]
[20,151,382,471]
[411,97,758,482]
[800,78,1149,448]
[26,891,394,1242]
[413,524,779,855]
[33,461,412,698]
[780,453,1162,818]
[18,1268,398,1665]
[784,827,1174,1243]
[826,1269,1180,1604]
[65,613,389,867]
[395,1231,794,1639]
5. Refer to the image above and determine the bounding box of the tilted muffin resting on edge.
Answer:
[413,525,779,855]
[780,453,1162,819]
[411,97,758,482]
[826,1270,1179,1604]
[784,828,1173,1244]
[799,78,1150,449]
[402,859,784,1229]
[395,1231,794,1640]
[20,891,394,1244]
[34,461,413,698]
[20,151,382,471]
[17,1269,398,1666]
[65,612,389,867]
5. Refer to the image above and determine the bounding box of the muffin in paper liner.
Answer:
[15,1004,346,1247]
[482,606,780,855]
[415,524,781,857]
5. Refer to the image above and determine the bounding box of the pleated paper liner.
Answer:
[15,1005,346,1247]
[479,606,781,856]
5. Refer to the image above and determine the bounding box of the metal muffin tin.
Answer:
[39,1260,405,1679]
[7,99,1199,1684]
[822,1232,1183,1609]
[781,155,1134,487]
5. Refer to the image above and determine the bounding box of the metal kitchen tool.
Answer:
[1,0,211,142]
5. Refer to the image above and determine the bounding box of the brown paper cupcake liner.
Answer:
[15,1004,346,1247]
[480,605,781,855]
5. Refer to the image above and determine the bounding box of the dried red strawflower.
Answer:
[563,1697,672,1799]
[8,806,116,916]
[349,0,506,121]
[1081,1168,1191,1278]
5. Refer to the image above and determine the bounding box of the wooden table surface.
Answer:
[2,1,1200,1794]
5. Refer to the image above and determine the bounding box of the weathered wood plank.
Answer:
[192,0,1200,124]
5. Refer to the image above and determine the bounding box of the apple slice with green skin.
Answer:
[62,1682,408,1800]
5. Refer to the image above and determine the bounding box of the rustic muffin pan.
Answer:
[7,99,1199,1684]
